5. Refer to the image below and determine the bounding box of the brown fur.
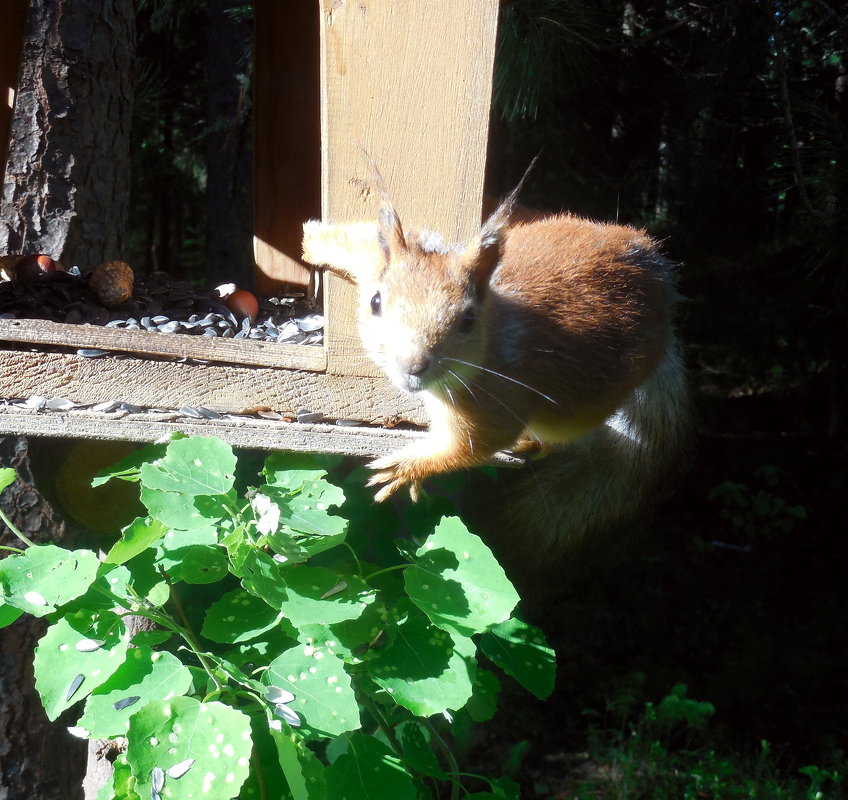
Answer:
[303,192,680,506]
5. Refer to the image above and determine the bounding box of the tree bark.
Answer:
[0,436,86,800]
[0,0,136,271]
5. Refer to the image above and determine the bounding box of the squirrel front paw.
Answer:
[366,452,424,503]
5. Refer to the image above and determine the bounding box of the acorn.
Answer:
[0,253,58,282]
[90,260,134,307]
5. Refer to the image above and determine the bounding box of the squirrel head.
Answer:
[302,161,535,396]
[303,210,500,395]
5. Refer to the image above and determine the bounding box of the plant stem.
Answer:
[365,563,409,582]
[357,689,403,757]
[0,544,25,554]
[423,718,462,800]
[342,541,363,576]
[161,569,224,691]
[0,506,37,548]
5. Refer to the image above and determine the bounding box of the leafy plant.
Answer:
[709,465,807,539]
[563,686,844,800]
[0,436,555,800]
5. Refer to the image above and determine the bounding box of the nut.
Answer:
[90,260,134,307]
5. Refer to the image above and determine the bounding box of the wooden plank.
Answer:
[318,0,500,376]
[0,406,422,458]
[0,318,327,371]
[252,0,318,291]
[0,349,427,424]
[0,405,524,465]
[0,0,27,176]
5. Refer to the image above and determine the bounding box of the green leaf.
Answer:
[156,526,227,584]
[239,717,300,800]
[202,588,283,644]
[404,516,519,637]
[91,441,168,487]
[263,452,340,492]
[479,618,556,700]
[279,484,347,539]
[325,600,399,662]
[278,566,375,627]
[0,467,15,492]
[126,697,252,800]
[104,516,169,565]
[34,611,131,720]
[266,528,310,564]
[397,721,448,779]
[466,668,501,722]
[368,614,476,716]
[324,732,416,800]
[138,437,236,496]
[267,723,327,800]
[140,484,231,530]
[76,648,193,737]
[0,545,101,616]
[97,754,139,800]
[96,553,167,609]
[131,629,173,648]
[232,549,288,608]
[266,643,360,737]
[0,602,22,629]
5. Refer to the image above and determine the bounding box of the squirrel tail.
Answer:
[464,335,691,589]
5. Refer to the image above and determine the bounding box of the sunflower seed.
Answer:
[75,638,106,652]
[45,397,75,411]
[166,759,195,779]
[113,695,141,711]
[66,673,85,701]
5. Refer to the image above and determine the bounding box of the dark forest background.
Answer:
[2,0,847,797]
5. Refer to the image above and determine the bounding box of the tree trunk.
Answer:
[0,436,86,800]
[0,0,136,271]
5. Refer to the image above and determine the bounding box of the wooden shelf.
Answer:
[0,318,327,371]
[0,403,523,466]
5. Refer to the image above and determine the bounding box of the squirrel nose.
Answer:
[402,355,431,377]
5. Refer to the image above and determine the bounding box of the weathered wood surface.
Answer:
[318,0,500,376]
[0,349,427,424]
[0,405,422,457]
[0,317,327,371]
[0,405,523,465]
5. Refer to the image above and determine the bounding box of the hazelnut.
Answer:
[90,260,134,307]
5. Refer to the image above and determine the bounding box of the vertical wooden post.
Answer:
[0,0,28,180]
[253,0,319,291]
[317,0,500,376]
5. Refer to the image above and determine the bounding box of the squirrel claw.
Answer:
[367,455,422,503]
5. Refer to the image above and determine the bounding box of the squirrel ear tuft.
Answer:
[464,155,540,288]
[378,200,406,260]
[302,220,383,281]
[480,154,539,243]
[367,156,406,260]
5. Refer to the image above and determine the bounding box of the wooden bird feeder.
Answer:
[0,1,501,458]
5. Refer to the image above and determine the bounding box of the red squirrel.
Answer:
[302,166,689,556]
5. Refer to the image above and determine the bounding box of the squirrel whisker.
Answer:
[442,357,560,407]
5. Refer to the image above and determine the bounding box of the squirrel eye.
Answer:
[458,306,476,334]
[370,291,382,316]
